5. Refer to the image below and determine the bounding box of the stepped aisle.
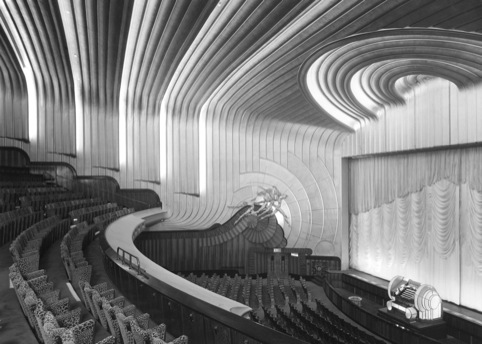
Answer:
[39,239,111,342]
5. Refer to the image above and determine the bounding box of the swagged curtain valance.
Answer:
[350,146,482,215]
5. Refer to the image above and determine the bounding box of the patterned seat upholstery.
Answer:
[103,303,124,344]
[129,319,167,344]
[43,311,66,344]
[92,291,125,329]
[151,335,189,344]
[78,280,89,308]
[95,335,116,344]
[55,307,82,328]
[60,319,95,344]
[48,297,70,315]
[72,265,92,286]
[81,281,108,313]
[39,289,61,305]
[28,275,54,295]
[84,284,114,318]
[30,296,47,339]
[135,313,150,330]
[24,269,46,280]
[116,312,135,344]
[15,253,40,275]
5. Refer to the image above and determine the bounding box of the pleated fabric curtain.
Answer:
[349,147,482,311]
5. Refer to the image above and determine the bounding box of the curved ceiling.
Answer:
[0,0,481,158]
[301,28,482,131]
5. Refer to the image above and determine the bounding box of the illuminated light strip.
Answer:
[26,71,37,142]
[74,83,84,153]
[119,104,127,167]
[159,98,168,183]
[57,2,83,153]
[66,282,81,302]
[9,278,13,289]
[198,103,208,195]
[0,1,37,142]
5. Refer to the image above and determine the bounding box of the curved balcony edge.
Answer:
[100,209,309,344]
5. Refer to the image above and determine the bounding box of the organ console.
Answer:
[387,276,443,321]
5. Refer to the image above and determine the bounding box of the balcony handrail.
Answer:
[116,246,147,278]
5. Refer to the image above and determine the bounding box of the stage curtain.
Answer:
[350,180,462,306]
[350,147,482,310]
[349,146,482,214]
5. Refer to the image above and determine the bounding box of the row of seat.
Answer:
[60,222,96,287]
[80,279,188,344]
[61,222,159,343]
[0,206,36,223]
[10,216,70,273]
[294,299,385,344]
[182,272,251,305]
[92,208,135,231]
[182,271,384,344]
[59,211,188,344]
[70,203,122,225]
[2,181,137,344]
[46,199,104,219]
[0,176,58,210]
[9,263,104,344]
[0,180,48,188]
[1,186,66,204]
[180,272,312,317]
[60,206,135,289]
[21,192,85,211]
[0,166,42,176]
[6,209,114,344]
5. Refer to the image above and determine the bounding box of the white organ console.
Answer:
[387,276,443,321]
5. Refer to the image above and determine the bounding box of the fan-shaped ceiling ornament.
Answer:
[300,28,482,132]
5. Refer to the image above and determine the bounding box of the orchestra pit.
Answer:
[2,1,482,343]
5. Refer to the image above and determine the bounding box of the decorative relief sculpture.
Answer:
[230,186,290,227]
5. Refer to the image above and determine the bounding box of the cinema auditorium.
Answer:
[2,1,482,343]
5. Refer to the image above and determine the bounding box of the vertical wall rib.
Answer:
[0,26,27,143]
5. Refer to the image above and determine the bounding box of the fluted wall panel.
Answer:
[1,0,482,264]
[0,27,27,143]
[59,0,133,171]
[120,0,217,186]
[1,0,75,160]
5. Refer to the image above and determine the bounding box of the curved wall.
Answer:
[1,1,482,266]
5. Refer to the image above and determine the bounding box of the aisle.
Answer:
[39,239,110,342]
